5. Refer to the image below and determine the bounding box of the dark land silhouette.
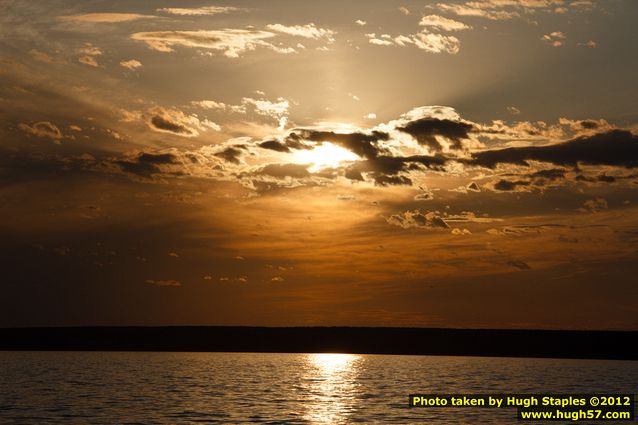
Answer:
[0,327,635,360]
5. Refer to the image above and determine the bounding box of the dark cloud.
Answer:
[387,210,450,229]
[114,151,180,178]
[18,121,62,142]
[576,173,636,183]
[214,146,246,164]
[530,168,566,180]
[507,260,531,270]
[285,129,390,159]
[150,115,193,136]
[467,181,480,192]
[258,139,290,152]
[575,175,593,182]
[414,191,434,201]
[581,198,608,213]
[145,279,181,287]
[580,120,599,129]
[145,107,218,137]
[375,174,413,186]
[253,163,310,178]
[397,118,473,151]
[493,179,531,191]
[345,155,448,186]
[251,121,637,190]
[470,130,638,168]
[597,174,616,183]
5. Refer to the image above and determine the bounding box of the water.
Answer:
[1,352,636,424]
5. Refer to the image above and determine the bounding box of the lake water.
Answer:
[1,352,636,424]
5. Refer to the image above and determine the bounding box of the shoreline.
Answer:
[1,326,636,360]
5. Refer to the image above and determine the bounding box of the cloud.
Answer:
[78,45,102,56]
[191,95,290,128]
[507,106,521,115]
[414,188,434,201]
[40,103,635,193]
[131,29,295,57]
[398,117,473,151]
[111,151,180,178]
[469,130,638,168]
[192,100,229,110]
[398,6,410,15]
[77,43,102,67]
[58,13,155,23]
[434,1,567,21]
[570,0,593,9]
[18,121,62,142]
[365,113,377,120]
[191,100,247,113]
[387,210,450,229]
[120,59,142,70]
[247,108,638,189]
[242,97,289,129]
[493,179,532,191]
[530,168,566,180]
[366,35,393,46]
[150,114,196,136]
[419,15,471,31]
[580,198,608,213]
[157,6,240,16]
[486,225,567,237]
[97,146,231,181]
[541,31,566,47]
[444,211,502,223]
[146,107,220,136]
[283,129,390,159]
[29,49,53,64]
[558,118,612,135]
[145,279,181,287]
[355,19,367,26]
[78,56,99,67]
[507,260,531,270]
[258,140,291,152]
[252,163,311,179]
[366,30,461,54]
[214,146,247,164]
[253,106,470,186]
[265,23,336,42]
[436,3,519,20]
[411,33,462,54]
[467,182,481,192]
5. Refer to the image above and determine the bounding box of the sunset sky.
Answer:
[1,0,637,329]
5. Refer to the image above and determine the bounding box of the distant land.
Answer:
[0,327,636,360]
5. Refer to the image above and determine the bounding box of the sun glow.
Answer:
[292,142,359,172]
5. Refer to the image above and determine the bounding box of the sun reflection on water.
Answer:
[302,353,361,424]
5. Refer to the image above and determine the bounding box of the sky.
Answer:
[1,0,637,329]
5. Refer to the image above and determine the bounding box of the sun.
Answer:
[292,142,359,172]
